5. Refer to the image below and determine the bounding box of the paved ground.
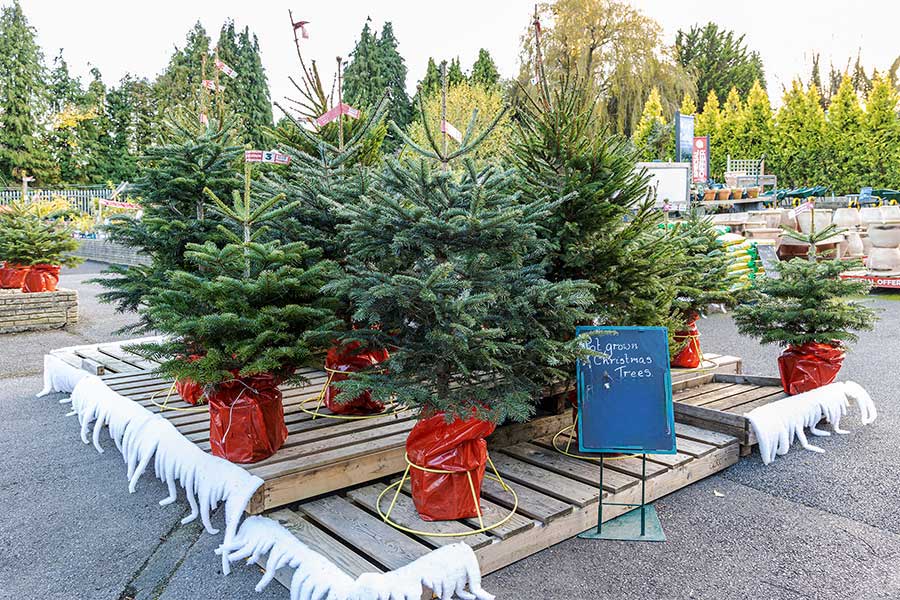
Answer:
[1,262,898,599]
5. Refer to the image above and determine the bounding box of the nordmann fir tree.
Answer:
[132,159,339,388]
[264,14,390,268]
[326,81,593,424]
[510,67,686,339]
[92,107,242,332]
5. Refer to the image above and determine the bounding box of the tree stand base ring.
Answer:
[375,452,518,537]
[148,382,208,413]
[552,421,636,462]
[299,366,406,421]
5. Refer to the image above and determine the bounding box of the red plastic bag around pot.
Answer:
[671,319,701,368]
[406,413,497,521]
[207,373,287,463]
[0,262,29,289]
[175,354,206,405]
[777,342,845,395]
[175,378,205,405]
[22,264,60,293]
[324,342,390,415]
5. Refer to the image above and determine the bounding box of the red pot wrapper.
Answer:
[406,413,496,521]
[671,319,701,368]
[0,262,29,289]
[207,374,287,463]
[22,264,60,293]
[777,342,845,395]
[175,354,206,405]
[324,342,390,415]
[175,378,205,405]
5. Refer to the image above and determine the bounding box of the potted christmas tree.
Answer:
[326,91,592,520]
[0,202,82,292]
[93,108,242,331]
[133,162,339,463]
[669,214,738,368]
[733,258,877,394]
[267,65,393,416]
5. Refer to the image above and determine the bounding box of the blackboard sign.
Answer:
[576,326,677,454]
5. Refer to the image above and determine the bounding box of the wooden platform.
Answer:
[673,373,785,453]
[50,339,744,513]
[261,423,739,590]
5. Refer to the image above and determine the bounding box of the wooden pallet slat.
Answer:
[346,484,494,550]
[489,454,600,508]
[267,509,381,578]
[501,442,637,494]
[299,495,431,571]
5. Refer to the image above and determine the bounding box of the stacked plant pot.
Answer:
[867,210,900,271]
[832,207,864,258]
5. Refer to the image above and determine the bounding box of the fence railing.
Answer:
[0,183,130,216]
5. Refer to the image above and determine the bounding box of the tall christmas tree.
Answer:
[327,75,593,423]
[93,108,242,332]
[510,68,684,334]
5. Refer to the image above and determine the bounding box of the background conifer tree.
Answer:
[94,110,242,332]
[511,72,686,338]
[0,0,52,183]
[470,49,501,88]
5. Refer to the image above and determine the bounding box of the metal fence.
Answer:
[0,183,129,216]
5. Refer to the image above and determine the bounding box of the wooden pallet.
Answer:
[672,373,785,453]
[50,336,161,375]
[261,424,739,591]
[100,367,588,514]
[50,337,743,514]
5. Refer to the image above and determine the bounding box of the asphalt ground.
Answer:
[1,262,898,599]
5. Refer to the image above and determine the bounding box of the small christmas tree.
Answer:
[93,108,242,331]
[733,259,876,348]
[0,201,81,267]
[733,258,877,394]
[670,214,738,318]
[132,162,339,388]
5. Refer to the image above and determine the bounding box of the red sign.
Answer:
[214,58,238,79]
[691,136,708,183]
[840,273,900,289]
[314,103,360,127]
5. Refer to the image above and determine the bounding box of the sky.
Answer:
[18,0,900,113]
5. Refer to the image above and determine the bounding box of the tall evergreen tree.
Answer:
[470,49,500,88]
[824,75,865,194]
[342,19,382,110]
[736,80,773,163]
[773,81,826,187]
[633,87,669,160]
[674,22,765,111]
[679,94,697,115]
[447,58,466,86]
[153,22,211,117]
[377,22,413,131]
[713,87,744,177]
[695,89,721,152]
[511,72,685,336]
[0,0,51,183]
[863,75,900,190]
[93,110,242,331]
[236,26,273,147]
[417,57,442,98]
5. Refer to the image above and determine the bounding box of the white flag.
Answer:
[441,120,462,143]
